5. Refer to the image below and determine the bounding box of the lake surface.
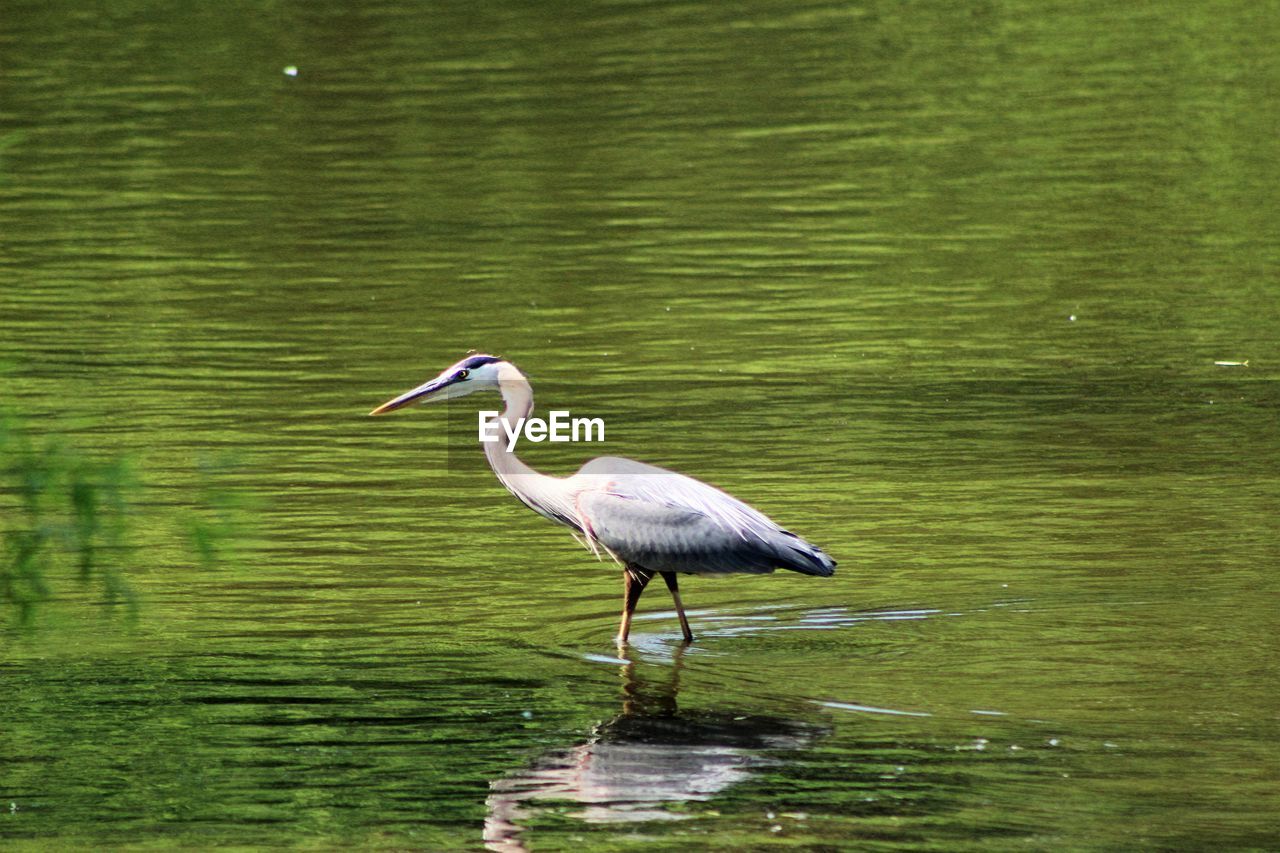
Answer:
[3,1,1278,849]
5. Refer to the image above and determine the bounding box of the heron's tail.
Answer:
[773,531,836,577]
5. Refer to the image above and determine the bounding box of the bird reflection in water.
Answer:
[484,649,823,851]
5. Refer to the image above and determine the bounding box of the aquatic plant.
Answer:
[182,452,258,570]
[1,410,255,625]
[0,412,136,623]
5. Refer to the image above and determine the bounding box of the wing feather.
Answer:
[572,457,836,577]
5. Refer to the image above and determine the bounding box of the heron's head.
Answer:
[369,354,507,415]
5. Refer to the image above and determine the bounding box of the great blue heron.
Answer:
[370,354,835,644]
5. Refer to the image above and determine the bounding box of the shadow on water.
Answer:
[483,648,826,852]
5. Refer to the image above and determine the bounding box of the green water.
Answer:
[3,1,1279,849]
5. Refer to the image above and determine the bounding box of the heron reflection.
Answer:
[484,650,823,851]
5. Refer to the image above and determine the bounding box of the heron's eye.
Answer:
[457,369,470,380]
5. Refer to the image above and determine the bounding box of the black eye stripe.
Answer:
[457,354,501,371]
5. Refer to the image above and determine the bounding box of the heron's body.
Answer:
[371,354,835,644]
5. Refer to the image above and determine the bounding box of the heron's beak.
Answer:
[369,376,452,416]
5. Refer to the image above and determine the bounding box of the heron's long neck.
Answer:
[482,369,574,526]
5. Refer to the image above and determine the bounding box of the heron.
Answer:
[370,354,835,645]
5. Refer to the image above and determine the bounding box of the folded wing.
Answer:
[573,456,836,577]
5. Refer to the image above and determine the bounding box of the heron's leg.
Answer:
[660,572,695,644]
[617,564,654,645]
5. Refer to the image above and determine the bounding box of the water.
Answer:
[3,1,1279,848]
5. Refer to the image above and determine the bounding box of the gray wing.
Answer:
[574,457,836,577]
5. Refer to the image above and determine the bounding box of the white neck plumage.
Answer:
[481,362,576,527]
